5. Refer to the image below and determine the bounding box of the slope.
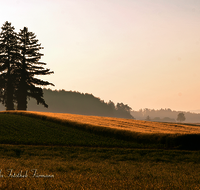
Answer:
[1,111,200,150]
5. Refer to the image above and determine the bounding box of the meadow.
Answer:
[0,111,199,189]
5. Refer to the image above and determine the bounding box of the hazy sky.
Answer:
[1,0,200,112]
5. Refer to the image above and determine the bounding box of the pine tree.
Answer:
[17,27,54,110]
[0,21,19,110]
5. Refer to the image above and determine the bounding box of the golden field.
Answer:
[0,145,200,189]
[0,111,199,189]
[12,111,200,135]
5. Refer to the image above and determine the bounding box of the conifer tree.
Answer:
[16,27,54,110]
[0,21,19,110]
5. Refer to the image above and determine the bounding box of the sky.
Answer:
[1,0,200,112]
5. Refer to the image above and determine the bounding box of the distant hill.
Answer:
[24,89,133,119]
[131,108,200,123]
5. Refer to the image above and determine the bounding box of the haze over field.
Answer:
[1,0,200,112]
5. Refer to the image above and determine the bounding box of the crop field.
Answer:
[0,111,199,189]
[0,145,199,189]
[0,113,141,148]
[3,111,200,150]
[13,111,200,134]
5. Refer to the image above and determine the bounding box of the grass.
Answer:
[10,111,200,134]
[2,111,200,150]
[0,113,146,148]
[0,145,199,189]
[0,111,199,189]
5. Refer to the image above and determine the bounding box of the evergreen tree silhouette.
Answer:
[0,21,20,110]
[16,27,54,110]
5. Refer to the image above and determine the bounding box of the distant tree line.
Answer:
[27,89,134,119]
[145,115,176,122]
[0,21,54,110]
[132,108,200,123]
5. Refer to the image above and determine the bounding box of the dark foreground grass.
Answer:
[0,145,199,189]
[2,111,200,150]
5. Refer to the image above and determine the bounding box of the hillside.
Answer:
[0,112,136,147]
[3,111,200,150]
[21,111,200,134]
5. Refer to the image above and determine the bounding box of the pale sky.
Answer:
[1,0,200,112]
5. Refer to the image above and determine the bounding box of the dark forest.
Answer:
[26,88,134,119]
